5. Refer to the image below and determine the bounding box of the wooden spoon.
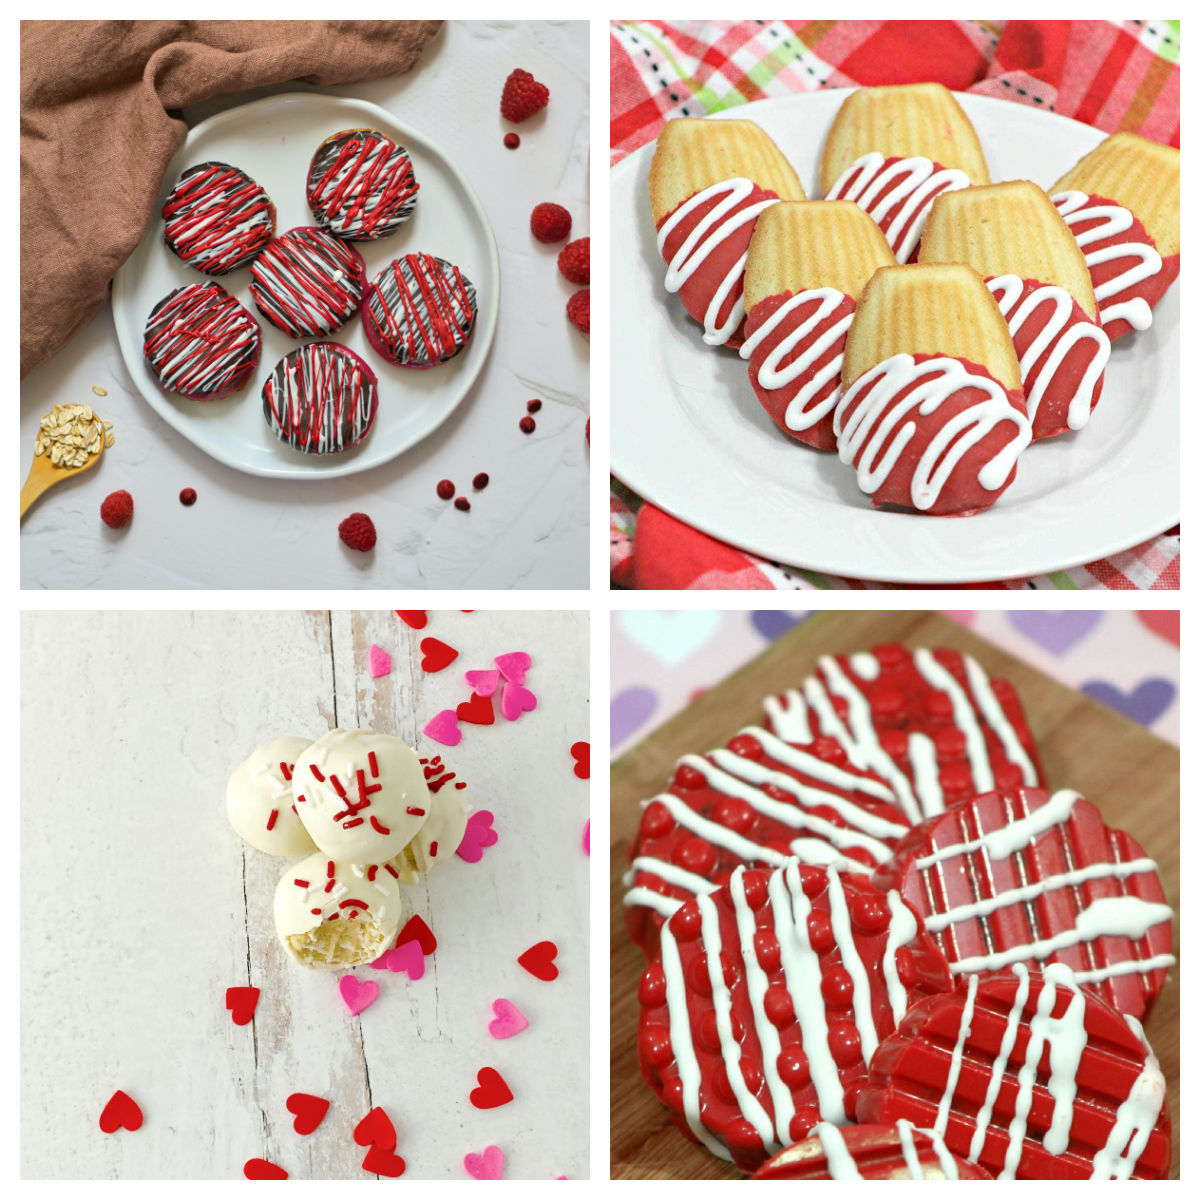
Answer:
[21,422,106,522]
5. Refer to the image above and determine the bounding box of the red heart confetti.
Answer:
[518,940,559,981]
[244,1158,288,1179]
[225,986,260,1026]
[396,610,428,629]
[398,914,437,956]
[421,637,460,673]
[285,1093,329,1136]
[354,1106,397,1151]
[99,1089,143,1133]
[456,690,495,725]
[469,1067,514,1109]
[570,741,590,779]
[362,1144,407,1177]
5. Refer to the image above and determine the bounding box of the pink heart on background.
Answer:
[465,668,501,697]
[369,644,392,678]
[500,682,537,721]
[384,940,425,980]
[1137,610,1180,646]
[464,1145,504,1180]
[456,810,499,863]
[339,975,379,1016]
[494,651,531,685]
[488,998,529,1040]
[582,819,590,856]
[423,709,462,747]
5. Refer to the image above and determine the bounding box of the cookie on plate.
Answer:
[306,128,419,241]
[161,161,275,275]
[249,226,366,339]
[261,342,379,454]
[362,253,478,367]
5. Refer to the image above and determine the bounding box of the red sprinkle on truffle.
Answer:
[519,416,536,435]
[454,497,471,512]
[436,479,455,501]
[179,487,197,506]
[526,399,542,413]
[504,133,520,150]
[473,473,489,490]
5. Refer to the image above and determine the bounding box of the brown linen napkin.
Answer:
[20,19,443,378]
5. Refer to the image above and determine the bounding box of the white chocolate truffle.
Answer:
[274,851,403,970]
[227,736,318,856]
[292,729,432,864]
[392,789,470,882]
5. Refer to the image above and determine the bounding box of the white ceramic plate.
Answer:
[113,92,499,480]
[611,91,1179,583]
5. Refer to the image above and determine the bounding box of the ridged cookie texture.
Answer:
[819,82,990,196]
[743,200,895,312]
[841,263,1020,390]
[648,117,805,224]
[920,181,1097,316]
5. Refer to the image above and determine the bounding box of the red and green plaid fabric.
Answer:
[610,19,1181,590]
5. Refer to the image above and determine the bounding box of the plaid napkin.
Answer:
[610,19,1181,590]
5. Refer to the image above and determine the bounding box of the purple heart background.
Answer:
[1010,611,1101,654]
[611,686,657,747]
[1082,678,1176,726]
[750,610,810,640]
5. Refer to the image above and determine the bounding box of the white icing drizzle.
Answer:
[848,652,881,681]
[961,654,1040,786]
[738,288,853,430]
[813,1123,863,1178]
[825,152,971,263]
[643,791,790,868]
[1069,953,1176,985]
[1052,190,1163,332]
[949,896,1175,977]
[969,963,1030,1162]
[625,856,714,897]
[924,857,1162,933]
[895,1118,925,1178]
[657,177,779,346]
[1091,1015,1167,1179]
[987,274,1110,431]
[827,867,879,1065]
[738,726,899,804]
[882,891,919,1024]
[933,973,977,1138]
[763,690,811,743]
[915,789,1082,868]
[913,649,995,794]
[834,354,1032,510]
[623,887,684,918]
[907,733,944,817]
[659,920,732,1159]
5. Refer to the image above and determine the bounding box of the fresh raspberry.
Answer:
[100,490,133,529]
[519,416,536,435]
[527,398,542,413]
[567,289,590,334]
[338,512,377,552]
[436,479,455,500]
[454,497,471,512]
[557,237,590,285]
[179,487,197,506]
[500,68,549,123]
[473,472,490,490]
[531,202,571,244]
[504,133,520,150]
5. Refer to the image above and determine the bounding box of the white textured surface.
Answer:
[20,21,589,589]
[21,610,590,1179]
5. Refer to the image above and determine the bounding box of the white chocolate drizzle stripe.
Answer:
[813,1123,863,1178]
[740,726,898,804]
[915,789,1082,867]
[933,973,977,1138]
[1091,1015,1167,1179]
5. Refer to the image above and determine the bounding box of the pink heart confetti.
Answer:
[582,819,590,856]
[384,940,425,980]
[500,682,538,722]
[464,1145,504,1180]
[464,668,501,697]
[423,709,461,747]
[339,975,379,1016]
[456,810,498,863]
[369,644,391,678]
[494,651,531,685]
[488,998,529,1040]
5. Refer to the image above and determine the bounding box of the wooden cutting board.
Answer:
[609,610,1179,1179]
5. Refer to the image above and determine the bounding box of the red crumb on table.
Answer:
[519,416,536,434]
[530,202,571,244]
[100,490,133,529]
[526,398,542,413]
[455,496,471,512]
[338,512,376,552]
[473,472,489,490]
[500,68,549,123]
[504,132,520,149]
[179,487,197,506]
[436,478,455,500]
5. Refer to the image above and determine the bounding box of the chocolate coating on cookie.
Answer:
[306,129,419,241]
[249,226,366,338]
[261,342,378,454]
[363,253,478,368]
[162,161,275,275]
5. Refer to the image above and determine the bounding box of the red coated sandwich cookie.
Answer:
[161,161,276,275]
[858,963,1171,1179]
[871,786,1174,1020]
[751,1120,993,1179]
[821,83,989,263]
[261,342,378,455]
[623,725,911,956]
[763,645,1043,828]
[1050,132,1180,342]
[306,128,419,241]
[637,860,952,1173]
[648,118,806,349]
[362,253,478,368]
[834,264,1031,516]
[740,201,896,450]
[248,226,366,339]
[920,182,1110,441]
[143,281,261,400]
